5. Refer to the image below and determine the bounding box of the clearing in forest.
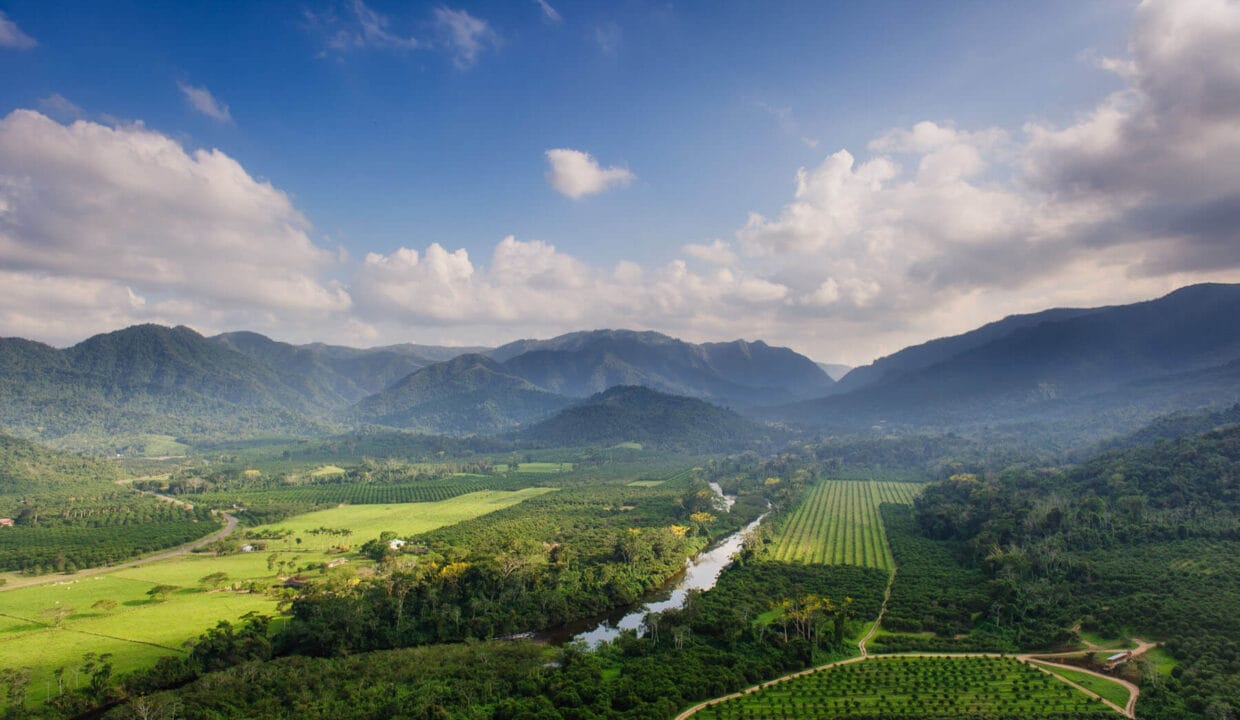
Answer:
[0,487,552,705]
[693,656,1119,720]
[768,480,917,569]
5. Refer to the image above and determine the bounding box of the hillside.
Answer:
[512,385,780,451]
[350,354,572,435]
[492,329,833,406]
[0,433,121,497]
[774,283,1240,435]
[0,325,332,447]
[216,332,487,396]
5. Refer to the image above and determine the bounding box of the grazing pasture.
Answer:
[767,481,917,568]
[0,487,552,705]
[694,656,1118,720]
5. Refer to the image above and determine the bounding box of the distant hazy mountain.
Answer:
[774,283,1240,433]
[351,354,572,435]
[491,329,833,406]
[512,385,779,451]
[816,363,852,382]
[212,331,486,397]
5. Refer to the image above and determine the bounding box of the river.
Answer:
[543,482,761,647]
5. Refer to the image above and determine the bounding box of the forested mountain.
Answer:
[350,354,572,435]
[511,385,780,451]
[775,283,1240,434]
[0,325,331,445]
[214,332,487,396]
[491,329,833,406]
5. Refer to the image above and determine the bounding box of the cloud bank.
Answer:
[2,0,1239,364]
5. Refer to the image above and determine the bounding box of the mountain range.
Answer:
[776,283,1240,433]
[2,283,1239,450]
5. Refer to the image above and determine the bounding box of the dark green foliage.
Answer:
[913,426,1240,719]
[0,433,219,573]
[874,505,996,649]
[514,386,785,452]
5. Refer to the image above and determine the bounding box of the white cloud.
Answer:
[545,148,635,199]
[0,110,349,344]
[535,0,562,24]
[682,239,738,266]
[177,81,233,123]
[0,10,36,50]
[433,7,498,68]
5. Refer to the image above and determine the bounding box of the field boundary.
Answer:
[675,649,1143,720]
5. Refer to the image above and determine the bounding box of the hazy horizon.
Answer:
[2,0,1239,365]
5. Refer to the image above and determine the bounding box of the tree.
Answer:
[146,585,179,602]
[198,572,230,591]
[41,605,73,627]
[91,598,118,612]
[0,667,31,719]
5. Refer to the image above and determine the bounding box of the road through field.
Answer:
[0,499,238,593]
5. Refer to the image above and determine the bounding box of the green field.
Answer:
[768,481,917,568]
[626,480,665,487]
[1033,662,1131,709]
[265,487,553,539]
[694,656,1118,720]
[0,488,552,704]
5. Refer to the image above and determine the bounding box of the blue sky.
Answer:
[1,1,1238,363]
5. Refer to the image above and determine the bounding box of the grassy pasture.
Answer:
[626,480,665,487]
[265,487,554,539]
[1034,663,1132,709]
[768,481,917,568]
[0,487,552,705]
[695,656,1118,720]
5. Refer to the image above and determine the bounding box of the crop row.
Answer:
[695,657,1115,720]
[768,481,917,568]
[0,516,221,573]
[188,476,531,510]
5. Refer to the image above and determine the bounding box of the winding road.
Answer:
[0,483,238,593]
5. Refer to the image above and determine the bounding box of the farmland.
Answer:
[692,656,1118,720]
[0,487,553,704]
[187,475,535,515]
[767,481,918,568]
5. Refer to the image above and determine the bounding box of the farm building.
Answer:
[388,538,407,551]
[0,518,13,528]
[1104,651,1132,670]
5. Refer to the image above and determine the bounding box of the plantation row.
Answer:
[694,657,1117,720]
[0,514,220,573]
[187,476,534,511]
[767,480,917,568]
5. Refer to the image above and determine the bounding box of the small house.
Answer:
[0,518,14,528]
[1104,651,1132,670]
[388,538,407,551]
[240,544,255,552]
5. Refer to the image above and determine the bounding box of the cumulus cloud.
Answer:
[0,10,36,49]
[682,239,738,266]
[5,0,1240,366]
[434,7,499,68]
[545,148,635,199]
[177,81,233,123]
[0,110,349,344]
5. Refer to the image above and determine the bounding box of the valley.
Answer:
[0,287,1237,720]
